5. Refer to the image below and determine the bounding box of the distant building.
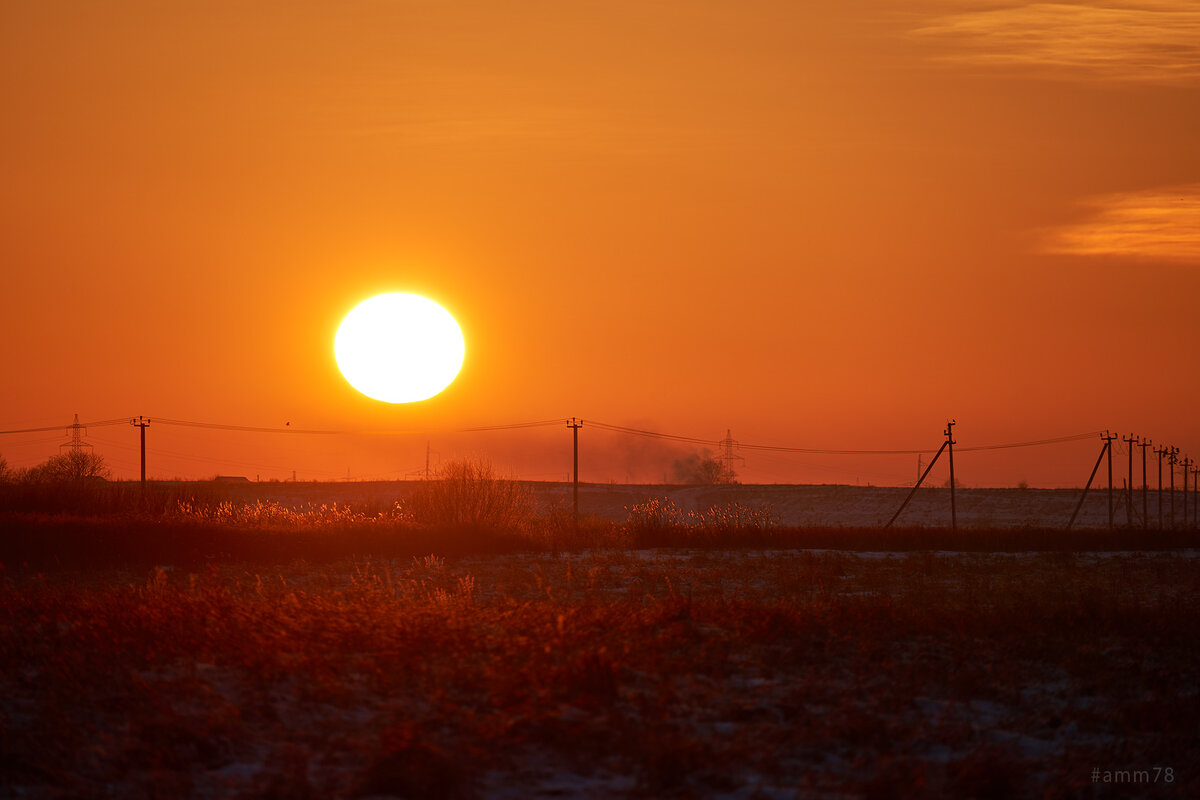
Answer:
[212,475,251,483]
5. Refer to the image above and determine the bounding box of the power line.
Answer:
[461,420,564,432]
[955,432,1101,452]
[87,432,347,476]
[151,417,564,435]
[0,414,1130,455]
[0,418,129,435]
[154,418,347,435]
[589,419,1103,456]
[587,421,714,446]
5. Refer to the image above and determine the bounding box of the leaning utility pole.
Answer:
[1138,438,1151,530]
[886,439,947,528]
[131,416,150,484]
[567,418,583,520]
[1102,431,1116,530]
[946,420,957,533]
[1123,433,1137,527]
[1067,433,1112,531]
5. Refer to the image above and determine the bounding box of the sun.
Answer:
[334,293,465,403]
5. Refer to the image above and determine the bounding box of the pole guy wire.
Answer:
[1068,434,1112,531]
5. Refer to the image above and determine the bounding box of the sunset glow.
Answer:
[0,0,1197,485]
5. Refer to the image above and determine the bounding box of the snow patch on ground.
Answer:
[538,483,1182,529]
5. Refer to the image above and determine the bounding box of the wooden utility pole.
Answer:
[1154,445,1165,529]
[567,418,582,520]
[1182,457,1193,529]
[131,416,150,484]
[1168,447,1179,529]
[1193,465,1199,529]
[1123,433,1137,527]
[946,420,957,533]
[1102,431,1116,530]
[1138,438,1151,530]
[1194,466,1199,529]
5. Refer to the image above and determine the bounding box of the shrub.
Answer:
[624,497,688,533]
[404,459,533,531]
[624,498,778,546]
[171,499,410,530]
[692,501,779,530]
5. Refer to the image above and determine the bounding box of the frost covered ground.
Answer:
[190,479,1188,530]
[3,547,1197,798]
[545,483,1186,530]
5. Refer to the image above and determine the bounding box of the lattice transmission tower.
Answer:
[718,428,743,483]
[60,413,93,453]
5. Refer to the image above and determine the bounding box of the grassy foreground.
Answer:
[2,543,1198,798]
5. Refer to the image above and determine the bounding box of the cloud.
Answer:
[1043,184,1200,262]
[914,2,1200,85]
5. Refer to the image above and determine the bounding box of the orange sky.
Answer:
[2,1,1198,488]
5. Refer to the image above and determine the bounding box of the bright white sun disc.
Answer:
[334,293,465,403]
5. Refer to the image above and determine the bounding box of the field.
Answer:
[2,478,1198,798]
[13,478,1182,529]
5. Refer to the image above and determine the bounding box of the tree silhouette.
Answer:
[671,450,737,485]
[27,450,111,482]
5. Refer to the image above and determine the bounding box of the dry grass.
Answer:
[404,460,535,532]
[2,546,1198,798]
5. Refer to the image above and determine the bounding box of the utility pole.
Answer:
[1168,447,1179,529]
[1102,431,1116,530]
[1138,438,1151,530]
[567,418,582,520]
[1191,459,1197,529]
[425,441,431,480]
[1193,465,1199,529]
[946,420,957,533]
[1123,433,1137,527]
[1154,445,1165,529]
[1182,457,1193,529]
[130,416,150,484]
